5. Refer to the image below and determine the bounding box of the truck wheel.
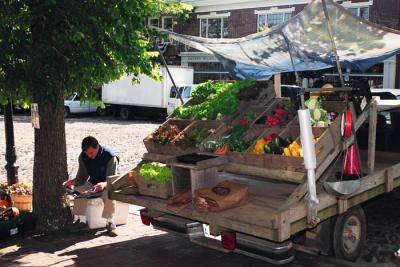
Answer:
[120,107,131,120]
[96,107,107,117]
[332,206,366,262]
[64,107,70,118]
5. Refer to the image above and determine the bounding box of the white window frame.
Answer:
[162,16,174,32]
[255,7,294,32]
[198,13,230,39]
[148,17,159,28]
[341,1,373,8]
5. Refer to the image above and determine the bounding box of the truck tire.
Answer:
[332,206,366,262]
[96,107,107,117]
[120,107,132,120]
[64,107,70,118]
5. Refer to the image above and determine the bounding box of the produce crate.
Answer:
[228,100,347,172]
[230,105,269,127]
[135,172,172,199]
[143,119,194,155]
[227,124,284,168]
[173,120,228,151]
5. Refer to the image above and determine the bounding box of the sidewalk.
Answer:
[0,205,396,267]
[0,207,271,267]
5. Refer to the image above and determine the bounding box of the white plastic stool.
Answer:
[85,198,129,229]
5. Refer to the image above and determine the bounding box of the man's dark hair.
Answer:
[81,136,99,151]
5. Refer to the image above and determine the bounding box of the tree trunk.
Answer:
[33,87,71,230]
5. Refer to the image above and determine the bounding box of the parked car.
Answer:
[64,93,100,117]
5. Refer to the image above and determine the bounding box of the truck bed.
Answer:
[110,151,400,243]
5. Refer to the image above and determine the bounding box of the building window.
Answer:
[200,17,228,38]
[257,13,292,31]
[162,17,174,31]
[347,6,369,20]
[148,18,159,28]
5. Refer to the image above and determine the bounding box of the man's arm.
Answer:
[94,156,118,192]
[73,155,89,186]
[106,156,119,177]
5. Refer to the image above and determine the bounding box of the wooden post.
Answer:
[274,74,282,97]
[367,100,377,174]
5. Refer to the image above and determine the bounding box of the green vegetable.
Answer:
[139,163,172,184]
[190,81,227,100]
[173,79,256,120]
[264,144,272,154]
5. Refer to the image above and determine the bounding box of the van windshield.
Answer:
[182,86,191,98]
[66,95,75,101]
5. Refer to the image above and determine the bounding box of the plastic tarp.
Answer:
[161,0,400,80]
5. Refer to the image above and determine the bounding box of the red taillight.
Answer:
[140,209,152,226]
[221,230,236,250]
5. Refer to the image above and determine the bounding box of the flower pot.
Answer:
[11,194,32,211]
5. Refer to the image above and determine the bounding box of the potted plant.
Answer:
[8,181,32,211]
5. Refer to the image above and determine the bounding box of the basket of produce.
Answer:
[143,119,194,155]
[136,162,172,199]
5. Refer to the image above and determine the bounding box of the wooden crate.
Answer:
[143,119,193,155]
[227,124,284,168]
[171,166,218,197]
[230,105,269,127]
[242,100,347,171]
[173,120,228,151]
[136,173,172,199]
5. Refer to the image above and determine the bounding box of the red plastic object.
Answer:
[140,209,152,226]
[344,144,361,175]
[221,230,236,250]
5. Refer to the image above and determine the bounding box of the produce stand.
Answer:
[110,0,400,263]
[109,78,400,264]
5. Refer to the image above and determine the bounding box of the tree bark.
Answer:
[32,88,71,230]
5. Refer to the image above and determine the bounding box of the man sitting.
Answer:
[63,136,119,235]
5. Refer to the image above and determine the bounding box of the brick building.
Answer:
[153,0,400,87]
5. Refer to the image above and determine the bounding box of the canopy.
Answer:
[161,0,400,80]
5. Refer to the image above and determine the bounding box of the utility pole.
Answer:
[3,100,19,185]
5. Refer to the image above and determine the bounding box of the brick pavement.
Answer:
[0,206,357,267]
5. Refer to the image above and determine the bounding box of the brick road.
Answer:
[0,206,348,267]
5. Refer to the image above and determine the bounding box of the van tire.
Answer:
[332,206,366,262]
[120,107,132,120]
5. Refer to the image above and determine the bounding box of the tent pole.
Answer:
[283,34,304,107]
[321,0,346,88]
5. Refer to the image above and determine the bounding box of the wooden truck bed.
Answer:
[110,151,400,243]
